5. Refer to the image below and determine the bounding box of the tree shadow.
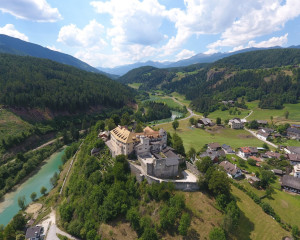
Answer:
[231,210,254,240]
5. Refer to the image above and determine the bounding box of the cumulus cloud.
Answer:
[91,0,166,47]
[59,0,300,67]
[0,24,28,41]
[0,0,62,22]
[57,20,106,47]
[206,0,300,52]
[175,49,195,61]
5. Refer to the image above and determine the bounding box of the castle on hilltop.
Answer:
[105,125,180,179]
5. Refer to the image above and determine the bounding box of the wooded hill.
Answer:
[119,48,300,112]
[0,54,135,114]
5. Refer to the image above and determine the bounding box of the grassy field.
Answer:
[232,186,290,240]
[207,108,250,122]
[0,109,32,141]
[127,83,142,89]
[157,118,265,151]
[246,101,300,123]
[263,189,300,229]
[235,179,300,229]
[146,94,183,109]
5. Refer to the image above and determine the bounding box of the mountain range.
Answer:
[0,34,118,79]
[98,45,300,76]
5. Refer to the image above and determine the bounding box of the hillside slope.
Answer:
[0,34,116,78]
[0,54,134,114]
[120,48,300,112]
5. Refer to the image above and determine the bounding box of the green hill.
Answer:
[119,48,300,112]
[0,54,134,113]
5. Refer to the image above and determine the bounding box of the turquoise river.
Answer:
[0,148,65,226]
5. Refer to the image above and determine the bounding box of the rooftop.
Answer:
[282,175,300,190]
[219,161,241,176]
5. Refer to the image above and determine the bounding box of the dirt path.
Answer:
[59,141,84,195]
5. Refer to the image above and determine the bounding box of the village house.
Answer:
[287,127,300,140]
[265,151,284,160]
[284,146,300,155]
[287,154,300,165]
[25,226,44,240]
[248,176,261,186]
[106,125,180,179]
[293,164,300,178]
[197,118,213,127]
[238,147,258,159]
[207,142,221,151]
[281,175,300,194]
[222,144,235,154]
[256,130,270,141]
[219,161,243,178]
[272,169,285,176]
[229,118,244,129]
[249,156,262,166]
[257,120,268,126]
[199,149,225,162]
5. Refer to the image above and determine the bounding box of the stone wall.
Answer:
[129,162,199,191]
[186,162,201,177]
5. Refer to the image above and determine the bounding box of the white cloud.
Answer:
[206,0,300,52]
[46,45,61,52]
[0,24,28,41]
[229,34,289,52]
[0,0,62,22]
[57,20,106,47]
[175,49,195,61]
[91,0,166,47]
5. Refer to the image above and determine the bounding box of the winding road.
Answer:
[243,110,278,148]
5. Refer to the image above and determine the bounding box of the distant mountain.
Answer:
[98,46,290,76]
[0,34,116,78]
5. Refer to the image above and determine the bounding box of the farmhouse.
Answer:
[287,127,300,140]
[222,144,235,154]
[219,161,243,178]
[285,146,300,155]
[287,154,300,165]
[229,118,244,129]
[265,151,284,160]
[25,226,44,240]
[199,149,225,162]
[256,130,270,141]
[281,175,300,194]
[207,142,221,151]
[257,120,268,125]
[238,147,258,159]
[293,164,300,178]
[197,118,213,127]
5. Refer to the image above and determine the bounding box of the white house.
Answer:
[229,118,244,129]
[219,161,243,178]
[294,164,300,178]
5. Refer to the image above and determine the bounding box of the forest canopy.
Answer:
[0,54,134,113]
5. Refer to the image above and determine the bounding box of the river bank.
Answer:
[0,148,65,226]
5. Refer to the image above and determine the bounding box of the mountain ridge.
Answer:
[0,34,118,79]
[98,46,300,76]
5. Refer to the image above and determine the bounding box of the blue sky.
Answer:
[0,0,300,68]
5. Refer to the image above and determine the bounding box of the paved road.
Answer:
[43,209,79,240]
[242,110,278,148]
[155,96,201,126]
